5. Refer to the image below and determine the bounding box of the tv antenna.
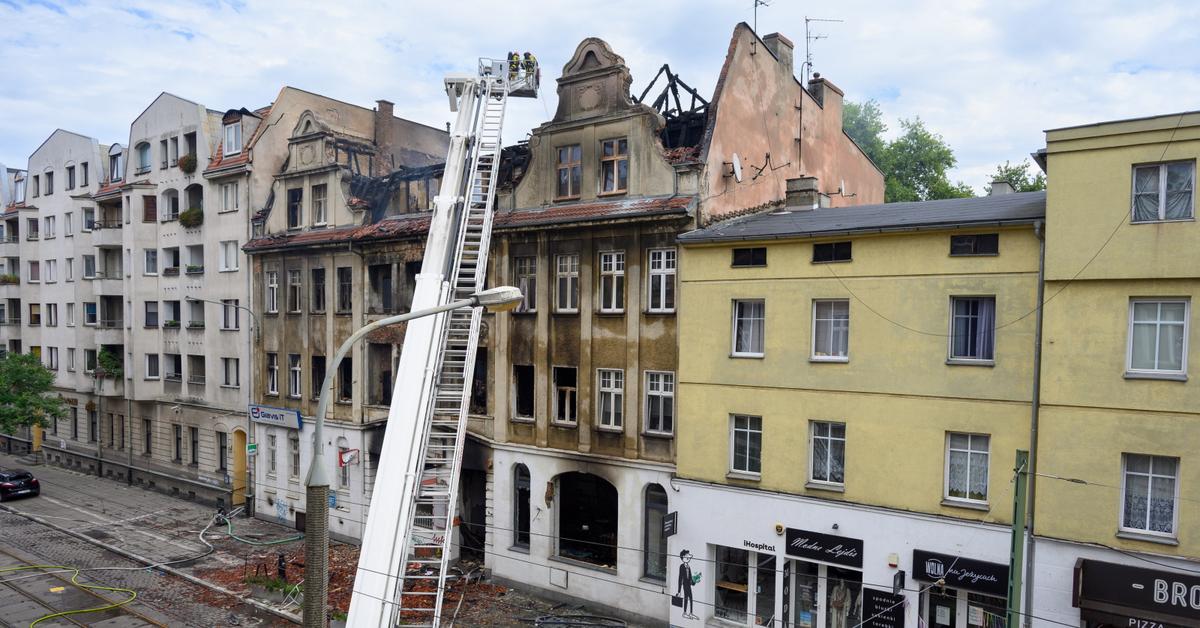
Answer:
[753,0,770,35]
[803,16,843,84]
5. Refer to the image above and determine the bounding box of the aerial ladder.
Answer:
[347,57,538,627]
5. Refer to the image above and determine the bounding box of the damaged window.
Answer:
[513,464,531,549]
[513,257,536,313]
[557,472,618,568]
[287,270,302,313]
[553,367,577,425]
[643,484,668,581]
[469,349,487,414]
[337,356,353,402]
[555,145,582,199]
[310,268,326,313]
[286,188,303,229]
[336,267,353,313]
[513,365,534,419]
[367,343,394,405]
[599,138,628,194]
[368,264,395,314]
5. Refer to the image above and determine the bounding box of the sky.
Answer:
[2,0,1199,193]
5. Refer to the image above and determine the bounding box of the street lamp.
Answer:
[302,286,522,627]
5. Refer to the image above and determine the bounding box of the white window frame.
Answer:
[644,370,675,436]
[267,433,277,476]
[221,182,240,213]
[598,250,625,313]
[144,249,158,276]
[266,353,279,395]
[312,184,327,225]
[67,348,75,371]
[646,248,676,314]
[809,421,846,486]
[221,299,240,330]
[1120,453,1180,537]
[596,368,624,430]
[265,271,279,313]
[288,353,302,398]
[731,299,765,357]
[944,432,990,504]
[145,353,160,379]
[64,212,73,236]
[222,357,240,388]
[811,299,850,362]
[730,414,763,476]
[66,303,75,326]
[1126,299,1189,376]
[1130,161,1194,223]
[552,366,577,426]
[948,295,996,362]
[83,302,98,326]
[514,256,536,313]
[43,216,55,239]
[220,240,239,271]
[65,257,73,282]
[44,259,56,283]
[555,254,579,313]
[47,347,58,370]
[224,121,243,155]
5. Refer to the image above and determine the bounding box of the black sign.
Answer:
[893,570,906,596]
[784,527,863,569]
[912,549,1008,598]
[663,511,678,537]
[1076,559,1200,625]
[861,588,905,628]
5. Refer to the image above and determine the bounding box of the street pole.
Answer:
[1007,449,1029,628]
[301,287,520,627]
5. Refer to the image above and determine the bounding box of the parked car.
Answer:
[0,469,40,501]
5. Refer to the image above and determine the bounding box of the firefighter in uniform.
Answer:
[508,52,520,81]
[523,52,539,87]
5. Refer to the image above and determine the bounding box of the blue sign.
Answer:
[248,404,302,430]
[328,492,338,509]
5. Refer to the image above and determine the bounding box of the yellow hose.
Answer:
[0,564,138,627]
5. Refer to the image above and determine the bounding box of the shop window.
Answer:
[513,464,530,549]
[826,567,863,628]
[513,365,534,419]
[966,591,1007,628]
[642,484,667,581]
[557,472,617,568]
[715,546,751,623]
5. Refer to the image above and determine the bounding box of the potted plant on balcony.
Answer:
[187,320,205,329]
[0,274,18,285]
[178,153,197,174]
[179,207,204,228]
[163,266,180,276]
[163,319,180,329]
[186,264,204,274]
[96,349,123,380]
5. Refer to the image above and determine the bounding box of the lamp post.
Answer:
[302,286,522,628]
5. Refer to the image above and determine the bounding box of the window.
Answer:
[311,355,326,400]
[599,138,628,194]
[598,251,625,313]
[266,353,278,395]
[136,143,151,173]
[810,421,846,485]
[512,364,534,418]
[224,121,243,155]
[144,301,159,327]
[28,261,39,282]
[1122,453,1178,536]
[84,349,97,373]
[1132,161,1194,222]
[267,433,277,475]
[83,208,95,231]
[644,371,675,435]
[43,216,55,238]
[1127,299,1188,375]
[647,249,676,313]
[813,241,852,263]
[142,195,157,222]
[555,145,582,199]
[44,171,53,194]
[732,299,765,357]
[220,241,238,271]
[222,358,240,387]
[26,217,38,240]
[949,297,996,361]
[553,367,577,425]
[950,233,999,256]
[337,357,353,402]
[66,303,74,326]
[812,299,850,361]
[286,188,302,229]
[47,347,58,370]
[513,464,531,549]
[555,254,579,312]
[67,348,75,371]
[945,433,990,503]
[64,212,72,236]
[513,257,536,313]
[83,255,96,279]
[144,249,158,275]
[310,268,326,313]
[288,354,301,397]
[287,270,302,312]
[557,472,618,566]
[221,182,239,213]
[66,165,75,190]
[221,299,239,330]
[173,425,182,461]
[27,303,40,326]
[159,140,168,169]
[189,426,199,465]
[336,267,353,313]
[142,419,152,454]
[637,486,669,584]
[110,151,124,182]
[44,260,56,283]
[65,258,73,281]
[597,368,624,429]
[730,415,763,475]
[217,431,228,471]
[265,271,279,313]
[145,353,160,379]
[80,163,88,187]
[312,184,327,225]
[289,434,300,477]
[338,443,350,488]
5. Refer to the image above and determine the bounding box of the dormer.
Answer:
[552,38,637,124]
[108,144,125,182]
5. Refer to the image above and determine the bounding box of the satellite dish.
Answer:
[731,153,744,183]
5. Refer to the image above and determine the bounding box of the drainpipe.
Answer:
[1022,219,1046,627]
[127,397,133,485]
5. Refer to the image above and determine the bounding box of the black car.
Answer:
[0,469,40,501]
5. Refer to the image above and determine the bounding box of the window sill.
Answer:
[265,393,280,398]
[812,259,852,265]
[221,385,240,390]
[642,430,674,440]
[310,311,326,316]
[511,416,535,424]
[810,356,849,364]
[805,481,845,493]
[597,190,628,198]
[217,210,238,215]
[551,421,578,429]
[335,400,352,405]
[726,471,761,482]
[644,309,676,316]
[946,358,995,367]
[145,377,160,381]
[219,269,239,273]
[509,544,531,555]
[949,253,999,258]
[730,353,765,359]
[1124,371,1188,382]
[595,310,625,317]
[511,310,537,316]
[1130,217,1195,225]
[640,576,667,586]
[548,555,618,575]
[596,426,624,434]
[554,196,582,203]
[941,498,989,512]
[554,310,580,315]
[1116,530,1179,546]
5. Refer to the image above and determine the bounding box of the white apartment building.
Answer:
[1,164,27,353]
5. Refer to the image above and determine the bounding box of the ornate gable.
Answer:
[552,38,636,123]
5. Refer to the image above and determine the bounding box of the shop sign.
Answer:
[784,527,863,569]
[663,511,678,537]
[248,404,302,430]
[1075,559,1200,626]
[861,588,905,628]
[912,549,1008,598]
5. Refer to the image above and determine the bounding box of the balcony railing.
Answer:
[134,165,151,175]
[93,221,123,230]
[185,265,204,275]
[99,319,123,328]
[26,234,39,241]
[187,374,206,385]
[0,235,17,243]
[162,320,181,329]
[0,318,19,326]
[162,267,180,276]
[164,372,182,382]
[186,321,205,330]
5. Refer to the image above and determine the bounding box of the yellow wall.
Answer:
[678,227,1040,521]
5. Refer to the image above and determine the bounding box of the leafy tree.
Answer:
[842,99,888,165]
[0,352,66,435]
[985,160,1046,194]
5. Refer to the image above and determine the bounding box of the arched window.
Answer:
[513,464,530,549]
[557,472,618,566]
[643,484,668,580]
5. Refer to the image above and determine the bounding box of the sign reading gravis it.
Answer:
[784,527,863,568]
[912,549,1008,598]
[248,404,302,430]
[1076,559,1200,625]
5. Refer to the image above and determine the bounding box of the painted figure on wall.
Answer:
[676,549,700,620]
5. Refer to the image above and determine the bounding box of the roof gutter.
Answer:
[677,217,1043,244]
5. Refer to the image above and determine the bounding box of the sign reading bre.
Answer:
[248,404,302,430]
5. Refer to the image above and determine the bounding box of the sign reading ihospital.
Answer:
[248,404,303,430]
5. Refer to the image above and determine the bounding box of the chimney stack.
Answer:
[786,176,822,210]
[762,32,794,77]
[374,100,396,175]
[990,180,1015,195]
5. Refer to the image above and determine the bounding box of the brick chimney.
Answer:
[786,176,821,210]
[763,33,794,77]
[374,100,396,169]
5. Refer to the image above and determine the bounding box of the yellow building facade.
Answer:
[669,191,1046,628]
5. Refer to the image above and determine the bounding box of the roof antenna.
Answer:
[753,0,770,35]
[803,16,843,84]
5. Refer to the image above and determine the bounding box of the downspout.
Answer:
[244,170,255,517]
[1022,218,1046,627]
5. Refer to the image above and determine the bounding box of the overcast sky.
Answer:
[2,0,1198,192]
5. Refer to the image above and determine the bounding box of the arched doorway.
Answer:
[556,472,618,567]
[232,428,247,506]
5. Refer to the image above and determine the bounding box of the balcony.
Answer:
[96,319,125,344]
[92,222,123,247]
[91,272,124,295]
[187,374,206,386]
[162,320,181,332]
[25,233,39,242]
[186,321,205,330]
[0,236,18,256]
[164,371,183,383]
[162,267,180,277]
[94,376,124,397]
[185,265,204,276]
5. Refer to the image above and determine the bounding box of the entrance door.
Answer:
[926,588,959,628]
[790,560,820,628]
[232,429,247,506]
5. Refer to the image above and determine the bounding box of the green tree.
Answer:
[985,159,1046,194]
[842,99,888,165]
[0,352,66,435]
[881,118,974,202]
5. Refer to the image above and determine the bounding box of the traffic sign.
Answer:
[247,442,258,456]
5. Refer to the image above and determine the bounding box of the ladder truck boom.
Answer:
[348,57,537,627]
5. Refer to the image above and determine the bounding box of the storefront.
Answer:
[912,549,1009,628]
[1073,559,1200,628]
